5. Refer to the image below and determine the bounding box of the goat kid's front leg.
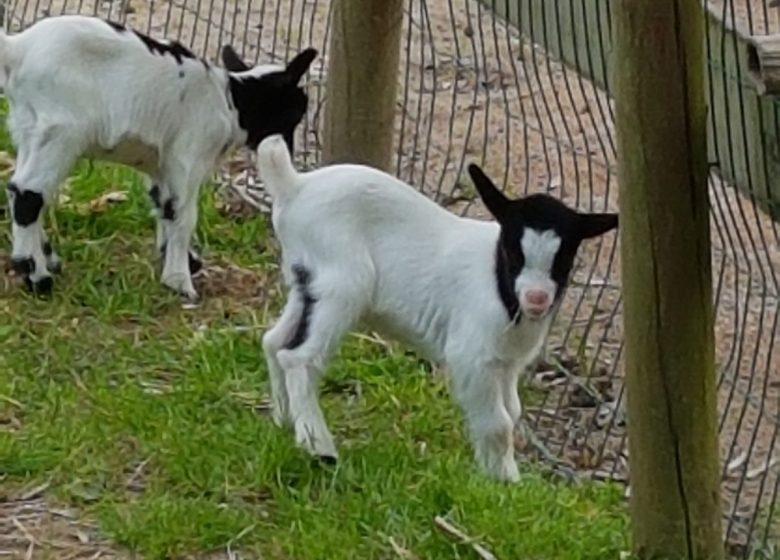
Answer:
[40,228,62,274]
[7,140,77,295]
[147,181,202,276]
[451,363,520,483]
[156,172,203,299]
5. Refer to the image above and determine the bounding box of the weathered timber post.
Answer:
[322,0,403,172]
[614,1,724,559]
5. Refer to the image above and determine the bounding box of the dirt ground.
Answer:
[3,0,780,555]
[708,0,780,35]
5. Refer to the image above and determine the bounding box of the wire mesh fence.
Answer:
[2,0,779,557]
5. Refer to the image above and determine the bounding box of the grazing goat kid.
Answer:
[257,134,618,482]
[0,15,316,298]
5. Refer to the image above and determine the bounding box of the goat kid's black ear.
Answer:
[578,212,618,240]
[221,45,250,72]
[468,164,511,222]
[286,48,318,84]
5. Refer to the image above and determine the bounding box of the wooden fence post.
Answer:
[614,0,724,558]
[322,0,403,172]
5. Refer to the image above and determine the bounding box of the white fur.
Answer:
[257,135,565,482]
[0,15,288,297]
[516,229,560,314]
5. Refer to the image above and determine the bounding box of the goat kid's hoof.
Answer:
[315,454,338,467]
[23,275,54,297]
[46,256,63,274]
[162,274,199,302]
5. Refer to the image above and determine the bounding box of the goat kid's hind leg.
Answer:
[450,363,520,482]
[276,288,359,463]
[262,296,307,428]
[148,180,202,275]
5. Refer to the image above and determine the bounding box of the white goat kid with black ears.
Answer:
[0,15,316,298]
[257,134,618,482]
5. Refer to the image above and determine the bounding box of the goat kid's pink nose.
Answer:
[525,290,550,307]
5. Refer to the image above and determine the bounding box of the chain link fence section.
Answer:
[2,0,779,557]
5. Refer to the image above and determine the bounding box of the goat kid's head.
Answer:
[221,45,318,152]
[468,164,618,322]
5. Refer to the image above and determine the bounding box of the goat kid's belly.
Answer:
[88,137,161,175]
[362,305,451,364]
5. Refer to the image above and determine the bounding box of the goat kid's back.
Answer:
[257,135,506,358]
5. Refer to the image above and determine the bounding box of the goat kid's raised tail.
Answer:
[257,134,300,204]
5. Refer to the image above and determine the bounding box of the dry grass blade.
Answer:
[19,481,51,501]
[387,536,418,559]
[433,516,497,560]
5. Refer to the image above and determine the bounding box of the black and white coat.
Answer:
[0,15,316,298]
[257,134,619,482]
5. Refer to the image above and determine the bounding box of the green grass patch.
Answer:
[0,98,628,559]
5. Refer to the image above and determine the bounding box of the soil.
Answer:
[4,0,780,554]
[708,0,780,35]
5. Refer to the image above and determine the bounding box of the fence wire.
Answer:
[2,0,779,557]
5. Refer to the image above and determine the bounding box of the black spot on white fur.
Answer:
[162,198,175,221]
[148,184,161,209]
[284,264,316,350]
[10,185,44,227]
[468,164,618,321]
[105,20,125,33]
[105,19,208,69]
[11,256,35,276]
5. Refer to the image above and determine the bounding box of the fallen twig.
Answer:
[433,515,497,560]
[547,355,604,404]
[228,181,266,212]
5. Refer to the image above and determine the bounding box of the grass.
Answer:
[0,100,629,559]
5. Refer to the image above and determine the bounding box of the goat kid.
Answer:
[0,15,316,298]
[257,134,618,482]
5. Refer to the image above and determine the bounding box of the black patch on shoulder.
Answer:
[42,241,53,257]
[284,264,317,350]
[12,189,44,227]
[148,184,161,209]
[132,29,197,65]
[162,198,176,221]
[106,20,126,33]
